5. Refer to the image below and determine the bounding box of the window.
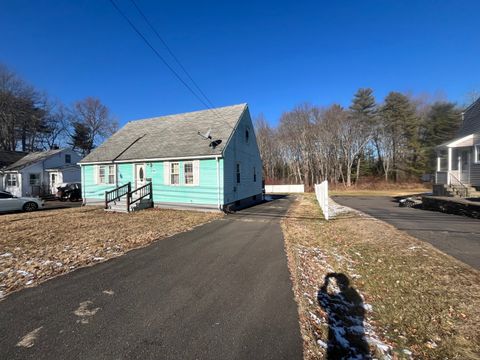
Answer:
[6,174,17,187]
[253,166,257,182]
[97,165,115,184]
[245,128,250,143]
[0,192,13,199]
[184,162,194,185]
[475,145,480,163]
[29,173,40,186]
[98,166,106,184]
[171,162,180,185]
[236,163,241,183]
[65,154,71,164]
[108,165,115,184]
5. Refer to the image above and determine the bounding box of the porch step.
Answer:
[105,199,153,213]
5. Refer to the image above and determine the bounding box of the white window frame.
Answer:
[6,173,17,187]
[475,144,480,164]
[108,164,116,185]
[184,161,194,185]
[170,162,180,185]
[29,173,41,186]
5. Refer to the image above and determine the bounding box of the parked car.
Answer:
[56,182,82,202]
[0,191,44,212]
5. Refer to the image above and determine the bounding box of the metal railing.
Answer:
[105,182,131,209]
[130,182,153,207]
[104,182,153,211]
[448,173,469,198]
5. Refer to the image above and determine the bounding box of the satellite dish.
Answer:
[209,139,222,149]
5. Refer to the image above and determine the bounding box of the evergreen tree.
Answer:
[69,122,91,156]
[421,101,461,171]
[380,92,421,181]
[349,88,376,182]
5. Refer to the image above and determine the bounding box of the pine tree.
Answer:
[380,92,420,181]
[69,122,91,156]
[349,88,376,183]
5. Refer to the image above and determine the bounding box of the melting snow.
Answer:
[0,252,13,257]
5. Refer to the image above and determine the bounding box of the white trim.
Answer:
[216,156,221,210]
[183,161,195,186]
[447,134,474,148]
[79,154,221,165]
[474,144,480,164]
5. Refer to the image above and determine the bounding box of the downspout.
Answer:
[216,155,221,211]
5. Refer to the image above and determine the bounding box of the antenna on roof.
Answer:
[197,128,222,149]
[197,129,212,140]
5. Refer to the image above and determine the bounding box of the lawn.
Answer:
[282,194,480,359]
[0,206,221,299]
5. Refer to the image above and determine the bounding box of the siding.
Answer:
[82,158,223,206]
[458,99,480,137]
[223,109,263,204]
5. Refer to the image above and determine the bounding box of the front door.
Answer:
[50,173,58,194]
[135,164,146,189]
[459,150,470,184]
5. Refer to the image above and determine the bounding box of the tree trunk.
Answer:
[355,156,361,185]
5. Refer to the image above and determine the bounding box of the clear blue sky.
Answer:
[1,0,479,126]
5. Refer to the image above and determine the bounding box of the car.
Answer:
[0,191,44,212]
[56,182,82,201]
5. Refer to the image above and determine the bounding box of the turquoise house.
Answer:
[79,104,263,211]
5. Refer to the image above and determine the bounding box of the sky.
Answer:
[1,0,479,127]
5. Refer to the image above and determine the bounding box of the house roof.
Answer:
[80,103,247,164]
[436,134,474,149]
[0,150,29,169]
[4,149,64,171]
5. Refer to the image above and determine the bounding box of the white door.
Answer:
[459,150,470,183]
[135,164,146,189]
[50,173,58,194]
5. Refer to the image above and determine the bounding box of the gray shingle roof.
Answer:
[4,149,64,171]
[80,103,247,163]
[4,149,63,171]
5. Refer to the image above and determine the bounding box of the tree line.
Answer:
[255,88,463,187]
[0,63,118,156]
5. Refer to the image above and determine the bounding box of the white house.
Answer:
[435,98,480,197]
[0,150,29,192]
[2,148,82,197]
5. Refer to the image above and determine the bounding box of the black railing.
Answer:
[130,182,153,206]
[105,182,131,209]
[104,182,152,211]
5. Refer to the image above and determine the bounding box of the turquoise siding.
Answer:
[82,159,223,206]
[82,164,116,200]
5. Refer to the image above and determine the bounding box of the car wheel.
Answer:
[23,202,38,212]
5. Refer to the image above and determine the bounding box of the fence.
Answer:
[264,184,305,193]
[314,181,329,220]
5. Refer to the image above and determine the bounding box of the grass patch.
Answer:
[282,194,480,359]
[0,206,221,298]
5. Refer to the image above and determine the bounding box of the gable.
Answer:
[80,104,247,164]
[458,98,480,137]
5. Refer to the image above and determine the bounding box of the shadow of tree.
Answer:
[318,273,371,359]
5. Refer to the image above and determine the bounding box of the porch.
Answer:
[434,134,480,197]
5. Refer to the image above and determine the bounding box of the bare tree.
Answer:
[69,97,118,155]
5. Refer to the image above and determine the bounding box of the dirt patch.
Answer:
[0,206,221,298]
[282,194,480,359]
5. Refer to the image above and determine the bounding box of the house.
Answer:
[2,148,82,197]
[79,103,263,211]
[0,150,29,191]
[434,98,480,197]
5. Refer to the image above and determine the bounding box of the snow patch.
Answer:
[102,290,114,296]
[1,252,13,257]
[74,300,100,324]
[16,326,43,348]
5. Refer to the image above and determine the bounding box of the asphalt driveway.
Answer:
[333,196,480,270]
[0,196,302,360]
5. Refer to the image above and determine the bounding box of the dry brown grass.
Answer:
[282,194,480,359]
[0,206,221,298]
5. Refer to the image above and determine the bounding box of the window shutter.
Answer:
[193,160,200,186]
[94,165,99,184]
[164,161,170,185]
